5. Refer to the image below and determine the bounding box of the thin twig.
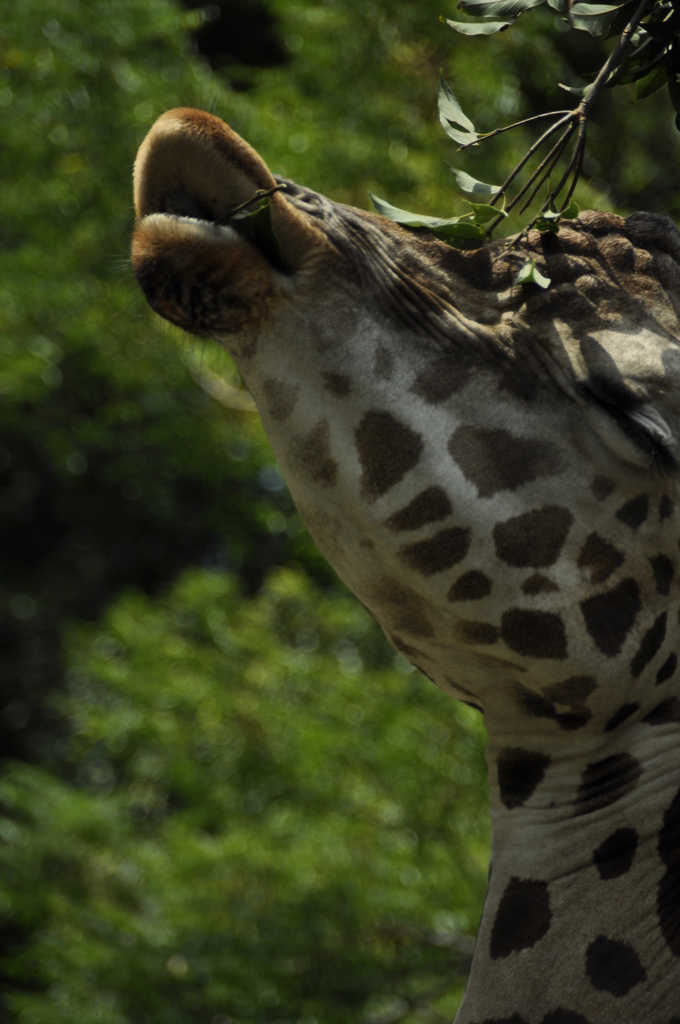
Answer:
[488,111,574,207]
[485,125,574,235]
[457,109,572,151]
[223,183,287,220]
[514,130,587,241]
[511,126,574,214]
[517,129,575,214]
[558,128,587,210]
[493,0,655,243]
[580,0,656,118]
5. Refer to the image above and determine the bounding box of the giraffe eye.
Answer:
[625,405,675,459]
[584,386,677,470]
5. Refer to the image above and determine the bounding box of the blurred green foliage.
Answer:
[1,569,488,1022]
[0,0,678,1019]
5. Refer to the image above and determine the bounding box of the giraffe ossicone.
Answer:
[132,108,680,1023]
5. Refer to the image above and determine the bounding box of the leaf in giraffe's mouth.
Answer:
[160,188,288,273]
[228,198,287,272]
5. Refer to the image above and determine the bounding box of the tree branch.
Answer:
[485,0,657,239]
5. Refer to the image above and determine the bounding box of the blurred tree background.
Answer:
[0,0,678,1021]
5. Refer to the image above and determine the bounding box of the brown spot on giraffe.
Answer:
[521,573,559,595]
[493,506,573,568]
[574,753,642,816]
[262,377,300,421]
[490,877,552,959]
[448,570,493,602]
[657,788,680,956]
[593,827,639,879]
[456,620,499,645]
[501,609,567,660]
[585,935,647,996]
[541,674,596,729]
[448,427,563,499]
[580,577,641,656]
[515,682,591,731]
[543,675,597,707]
[660,495,675,520]
[391,635,430,661]
[650,554,675,595]
[657,652,678,684]
[369,575,434,639]
[410,356,471,404]
[591,476,615,500]
[497,748,551,809]
[630,612,667,677]
[604,702,639,732]
[322,371,351,397]
[615,494,649,530]
[643,697,680,724]
[355,411,423,501]
[577,533,625,585]
[288,418,338,487]
[384,486,452,532]
[398,527,470,576]
[445,675,483,709]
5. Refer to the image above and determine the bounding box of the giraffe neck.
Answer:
[457,719,680,1024]
[130,114,680,1023]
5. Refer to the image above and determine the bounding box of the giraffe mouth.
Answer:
[132,108,324,280]
[131,109,313,335]
[160,188,217,223]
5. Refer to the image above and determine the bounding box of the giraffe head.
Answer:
[132,110,680,1021]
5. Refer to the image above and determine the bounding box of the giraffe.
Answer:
[131,109,680,1024]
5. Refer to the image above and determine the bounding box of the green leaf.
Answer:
[558,82,593,97]
[458,0,545,17]
[230,199,286,271]
[448,165,501,196]
[368,196,486,248]
[546,0,568,10]
[605,29,655,82]
[608,53,665,88]
[433,222,486,249]
[516,259,551,288]
[431,221,486,241]
[438,72,477,145]
[569,3,623,16]
[463,200,507,223]
[369,193,470,228]
[444,236,486,250]
[442,17,513,33]
[560,199,580,219]
[634,67,668,101]
[569,2,623,36]
[535,215,561,233]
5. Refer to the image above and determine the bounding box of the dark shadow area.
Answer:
[180,0,288,89]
